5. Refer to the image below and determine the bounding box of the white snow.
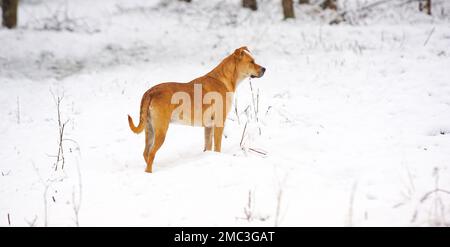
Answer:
[1,0,450,226]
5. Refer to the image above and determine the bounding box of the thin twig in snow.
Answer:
[249,79,261,135]
[274,188,283,227]
[274,173,288,227]
[411,167,450,226]
[50,90,69,171]
[420,188,450,203]
[72,160,82,227]
[234,97,240,125]
[243,190,254,222]
[346,181,358,227]
[248,147,267,156]
[25,215,38,227]
[32,162,57,227]
[423,27,435,47]
[240,122,248,148]
[16,96,20,124]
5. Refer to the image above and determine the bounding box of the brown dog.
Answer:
[128,47,265,173]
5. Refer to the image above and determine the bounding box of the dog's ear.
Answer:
[233,48,243,58]
[234,46,250,59]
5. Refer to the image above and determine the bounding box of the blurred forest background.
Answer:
[1,0,449,29]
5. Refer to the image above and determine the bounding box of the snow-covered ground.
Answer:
[1,0,450,226]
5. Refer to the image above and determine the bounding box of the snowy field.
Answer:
[1,0,450,226]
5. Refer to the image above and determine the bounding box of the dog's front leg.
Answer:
[204,127,213,151]
[213,126,224,152]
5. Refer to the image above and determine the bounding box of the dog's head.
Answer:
[233,46,266,79]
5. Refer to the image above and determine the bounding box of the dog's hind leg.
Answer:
[204,127,213,151]
[143,114,155,161]
[144,109,170,173]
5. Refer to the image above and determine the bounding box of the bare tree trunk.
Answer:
[282,0,295,19]
[299,0,310,4]
[1,0,19,29]
[321,0,337,10]
[179,0,192,2]
[243,0,258,11]
[419,0,432,15]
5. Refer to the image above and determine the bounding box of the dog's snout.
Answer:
[259,67,266,77]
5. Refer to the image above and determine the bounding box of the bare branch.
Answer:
[50,90,69,171]
[16,96,20,124]
[248,147,267,156]
[423,27,435,47]
[240,122,248,148]
[420,189,450,203]
[25,215,38,227]
[72,160,82,227]
[346,181,358,227]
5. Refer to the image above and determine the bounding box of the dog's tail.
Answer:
[128,93,151,134]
